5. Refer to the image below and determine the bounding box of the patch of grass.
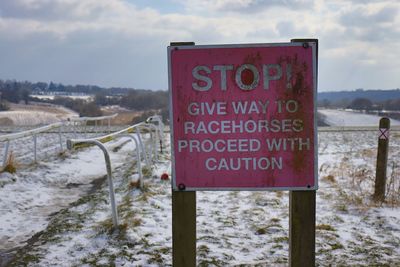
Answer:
[198,258,226,266]
[322,174,336,183]
[136,186,157,202]
[273,236,289,243]
[332,215,344,223]
[217,216,237,226]
[57,150,69,159]
[128,180,141,189]
[2,152,17,173]
[197,244,210,258]
[272,244,284,250]
[141,166,152,177]
[95,219,129,240]
[8,253,43,266]
[316,224,336,231]
[270,217,280,223]
[99,136,114,144]
[256,227,267,235]
[329,242,344,250]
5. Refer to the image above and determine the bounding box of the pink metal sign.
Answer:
[168,42,317,191]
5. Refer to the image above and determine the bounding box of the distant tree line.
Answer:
[0,80,31,108]
[0,79,169,118]
[318,97,400,111]
[50,97,103,117]
[93,90,168,111]
[0,79,137,98]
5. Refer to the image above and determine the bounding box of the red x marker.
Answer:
[379,128,389,140]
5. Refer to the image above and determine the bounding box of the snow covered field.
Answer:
[0,110,399,266]
[319,109,400,127]
[31,95,93,101]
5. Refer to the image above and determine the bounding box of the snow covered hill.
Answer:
[0,103,77,126]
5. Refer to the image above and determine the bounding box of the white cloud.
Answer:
[0,0,399,90]
[177,0,315,14]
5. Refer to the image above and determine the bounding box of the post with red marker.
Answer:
[374,117,390,202]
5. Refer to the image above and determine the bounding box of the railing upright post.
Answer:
[97,141,119,227]
[146,124,159,161]
[122,134,143,188]
[73,122,77,138]
[2,140,10,168]
[136,128,150,168]
[67,139,119,227]
[33,134,37,163]
[58,126,63,151]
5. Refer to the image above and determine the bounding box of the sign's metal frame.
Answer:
[168,42,318,191]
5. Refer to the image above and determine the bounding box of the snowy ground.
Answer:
[319,109,400,126]
[0,110,399,266]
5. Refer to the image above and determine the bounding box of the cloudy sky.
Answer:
[0,0,399,91]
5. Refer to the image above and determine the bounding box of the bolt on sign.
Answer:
[168,42,317,191]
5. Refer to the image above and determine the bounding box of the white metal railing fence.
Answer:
[66,117,163,227]
[0,122,64,167]
[0,114,120,168]
[68,113,118,137]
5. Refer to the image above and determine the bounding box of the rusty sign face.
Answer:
[168,42,317,191]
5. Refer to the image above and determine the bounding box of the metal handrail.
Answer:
[67,139,119,226]
[0,122,63,142]
[66,118,163,228]
[68,113,118,122]
[68,113,118,136]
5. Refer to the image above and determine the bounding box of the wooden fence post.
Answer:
[170,41,197,267]
[289,191,316,267]
[374,117,390,202]
[172,190,196,266]
[289,38,317,267]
